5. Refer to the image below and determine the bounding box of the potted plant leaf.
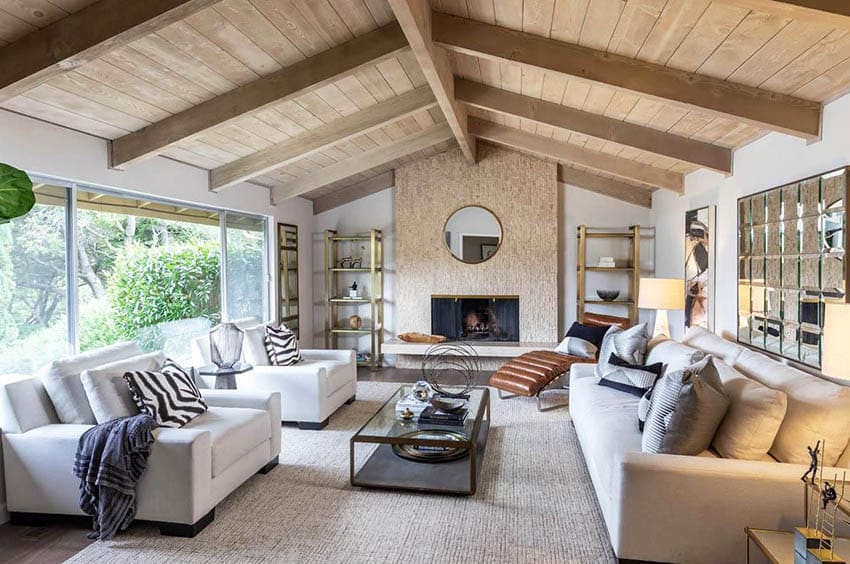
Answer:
[0,163,35,224]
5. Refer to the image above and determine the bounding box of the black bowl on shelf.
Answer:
[596,290,620,302]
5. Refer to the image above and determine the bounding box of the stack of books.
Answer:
[418,406,468,426]
[597,256,616,268]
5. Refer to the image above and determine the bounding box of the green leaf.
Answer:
[0,164,35,223]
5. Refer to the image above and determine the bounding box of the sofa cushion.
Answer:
[595,324,648,379]
[124,362,208,428]
[711,360,787,461]
[81,352,165,424]
[0,375,59,433]
[39,341,142,424]
[565,321,610,348]
[735,349,850,465]
[555,336,597,359]
[183,406,271,477]
[642,356,729,455]
[645,338,706,374]
[681,326,744,365]
[243,324,271,366]
[264,324,302,366]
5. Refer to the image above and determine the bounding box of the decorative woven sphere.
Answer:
[421,341,480,398]
[348,315,363,329]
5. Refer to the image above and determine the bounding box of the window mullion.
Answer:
[220,212,228,322]
[67,183,80,354]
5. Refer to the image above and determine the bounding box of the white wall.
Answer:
[651,90,850,341]
[561,184,653,333]
[0,109,317,524]
[312,188,396,362]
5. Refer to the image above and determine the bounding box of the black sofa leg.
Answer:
[345,395,356,405]
[159,508,215,538]
[297,418,329,430]
[258,455,279,474]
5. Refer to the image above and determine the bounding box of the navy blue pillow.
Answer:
[565,322,609,348]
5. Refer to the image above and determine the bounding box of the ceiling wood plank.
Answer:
[312,171,395,214]
[559,166,653,208]
[109,22,408,168]
[0,0,223,104]
[210,85,437,191]
[273,122,453,202]
[469,117,683,192]
[456,78,732,173]
[387,0,476,162]
[712,1,850,29]
[433,11,822,139]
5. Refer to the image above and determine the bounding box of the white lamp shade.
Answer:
[823,303,850,380]
[638,278,685,311]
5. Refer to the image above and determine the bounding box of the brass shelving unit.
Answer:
[577,225,645,325]
[277,223,299,338]
[324,229,384,370]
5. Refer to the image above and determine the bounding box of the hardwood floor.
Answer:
[0,366,494,563]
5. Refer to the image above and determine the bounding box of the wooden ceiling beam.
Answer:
[456,79,732,174]
[273,122,453,203]
[559,166,653,209]
[210,85,436,192]
[468,118,683,192]
[0,0,222,104]
[110,22,408,168]
[388,0,476,163]
[433,12,821,140]
[312,171,396,214]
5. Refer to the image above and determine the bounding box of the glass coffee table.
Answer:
[350,385,490,495]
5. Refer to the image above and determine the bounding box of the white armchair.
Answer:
[191,324,356,429]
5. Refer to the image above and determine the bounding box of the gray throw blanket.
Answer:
[73,414,157,540]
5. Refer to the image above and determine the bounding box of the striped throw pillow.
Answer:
[598,353,664,397]
[123,358,208,428]
[264,324,302,366]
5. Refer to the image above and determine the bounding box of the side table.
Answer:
[197,362,253,390]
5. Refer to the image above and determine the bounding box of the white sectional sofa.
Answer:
[192,323,356,429]
[0,344,281,537]
[570,327,850,564]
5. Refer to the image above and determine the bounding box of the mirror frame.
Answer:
[442,204,503,264]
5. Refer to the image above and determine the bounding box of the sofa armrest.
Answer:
[302,349,355,363]
[569,363,597,385]
[202,390,281,459]
[611,452,807,563]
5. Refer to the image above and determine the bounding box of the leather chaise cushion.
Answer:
[490,350,582,397]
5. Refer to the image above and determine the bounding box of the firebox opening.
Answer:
[431,295,519,342]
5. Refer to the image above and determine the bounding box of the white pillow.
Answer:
[554,336,597,359]
[39,341,141,424]
[711,359,787,461]
[645,338,705,374]
[681,326,744,365]
[81,351,165,424]
[243,324,272,366]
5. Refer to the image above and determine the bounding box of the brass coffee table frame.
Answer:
[349,386,491,495]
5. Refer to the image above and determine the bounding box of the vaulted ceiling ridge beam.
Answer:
[456,78,732,174]
[110,22,408,168]
[273,122,454,203]
[0,0,223,104]
[388,0,476,162]
[210,85,437,192]
[559,166,653,208]
[433,12,821,140]
[468,117,683,193]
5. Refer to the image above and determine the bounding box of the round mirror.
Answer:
[443,205,502,264]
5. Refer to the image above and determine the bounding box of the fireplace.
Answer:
[431,295,519,342]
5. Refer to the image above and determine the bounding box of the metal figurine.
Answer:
[823,482,838,510]
[803,441,822,485]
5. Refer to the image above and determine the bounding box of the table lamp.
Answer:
[823,303,850,380]
[638,278,685,339]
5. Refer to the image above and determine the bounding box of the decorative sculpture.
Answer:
[209,322,244,369]
[803,441,822,485]
[421,341,479,398]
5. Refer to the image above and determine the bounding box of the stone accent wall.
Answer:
[395,143,559,355]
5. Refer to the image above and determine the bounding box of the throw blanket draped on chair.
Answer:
[73,414,157,540]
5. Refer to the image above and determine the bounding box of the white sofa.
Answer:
[570,328,850,564]
[192,323,356,429]
[0,349,281,537]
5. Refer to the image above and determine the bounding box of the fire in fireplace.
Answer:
[431,295,519,342]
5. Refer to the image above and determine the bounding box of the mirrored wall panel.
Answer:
[738,167,848,368]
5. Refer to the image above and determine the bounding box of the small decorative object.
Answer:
[597,256,616,268]
[209,322,244,369]
[348,281,359,298]
[795,440,848,564]
[412,380,434,401]
[421,341,479,399]
[803,441,822,485]
[430,396,465,412]
[399,408,414,421]
[596,289,620,302]
[398,332,447,343]
[349,315,362,329]
[338,256,352,268]
[391,430,469,462]
[0,163,35,223]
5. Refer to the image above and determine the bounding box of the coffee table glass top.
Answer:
[354,385,488,444]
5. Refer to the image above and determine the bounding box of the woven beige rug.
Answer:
[66,382,615,563]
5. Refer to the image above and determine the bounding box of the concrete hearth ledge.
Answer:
[383,339,557,358]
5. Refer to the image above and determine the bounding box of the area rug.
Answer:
[66,382,615,563]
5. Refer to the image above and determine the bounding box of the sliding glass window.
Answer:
[224,213,268,324]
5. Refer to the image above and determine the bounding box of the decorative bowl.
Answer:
[596,290,620,302]
[430,397,466,412]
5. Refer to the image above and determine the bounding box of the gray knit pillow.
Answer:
[595,323,648,379]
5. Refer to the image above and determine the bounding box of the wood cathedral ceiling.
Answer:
[1,0,850,210]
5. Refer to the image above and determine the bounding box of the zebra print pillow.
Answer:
[123,359,208,428]
[264,324,302,366]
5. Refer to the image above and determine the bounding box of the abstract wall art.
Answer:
[685,206,715,331]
